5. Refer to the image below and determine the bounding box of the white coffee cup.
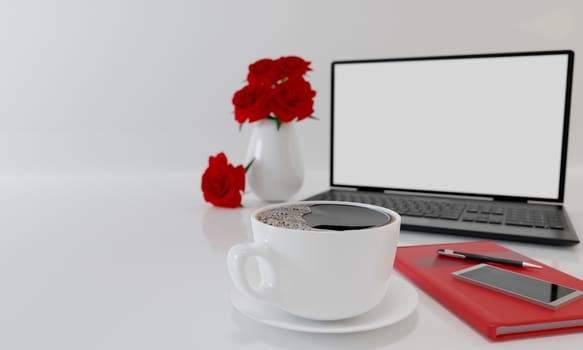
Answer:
[227,201,400,321]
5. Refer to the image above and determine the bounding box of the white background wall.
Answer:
[1,0,582,175]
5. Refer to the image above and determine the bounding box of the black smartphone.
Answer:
[452,264,583,309]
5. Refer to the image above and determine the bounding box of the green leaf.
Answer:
[308,115,319,120]
[267,116,283,130]
[244,158,255,172]
[238,123,243,131]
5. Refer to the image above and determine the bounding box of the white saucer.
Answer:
[230,274,418,333]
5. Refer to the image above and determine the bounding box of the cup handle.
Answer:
[227,243,276,302]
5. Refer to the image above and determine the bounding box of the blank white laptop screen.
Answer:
[332,52,571,201]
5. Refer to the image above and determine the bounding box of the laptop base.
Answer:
[306,189,579,246]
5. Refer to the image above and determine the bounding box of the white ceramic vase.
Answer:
[246,119,304,202]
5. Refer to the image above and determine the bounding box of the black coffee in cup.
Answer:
[256,203,391,231]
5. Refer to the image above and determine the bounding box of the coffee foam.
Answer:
[255,205,314,230]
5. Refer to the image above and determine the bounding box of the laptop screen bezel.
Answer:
[329,50,574,203]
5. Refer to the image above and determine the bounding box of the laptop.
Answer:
[306,50,579,246]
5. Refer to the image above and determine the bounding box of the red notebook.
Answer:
[395,240,583,341]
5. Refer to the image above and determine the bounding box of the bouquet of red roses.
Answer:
[232,56,316,129]
[202,56,315,208]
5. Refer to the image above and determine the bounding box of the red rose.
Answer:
[232,83,272,123]
[247,58,279,85]
[276,56,312,78]
[201,152,246,208]
[271,78,316,122]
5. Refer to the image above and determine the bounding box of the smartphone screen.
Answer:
[453,264,583,309]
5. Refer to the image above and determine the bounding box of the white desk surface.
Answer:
[1,167,583,349]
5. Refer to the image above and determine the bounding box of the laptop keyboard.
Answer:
[310,191,564,230]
